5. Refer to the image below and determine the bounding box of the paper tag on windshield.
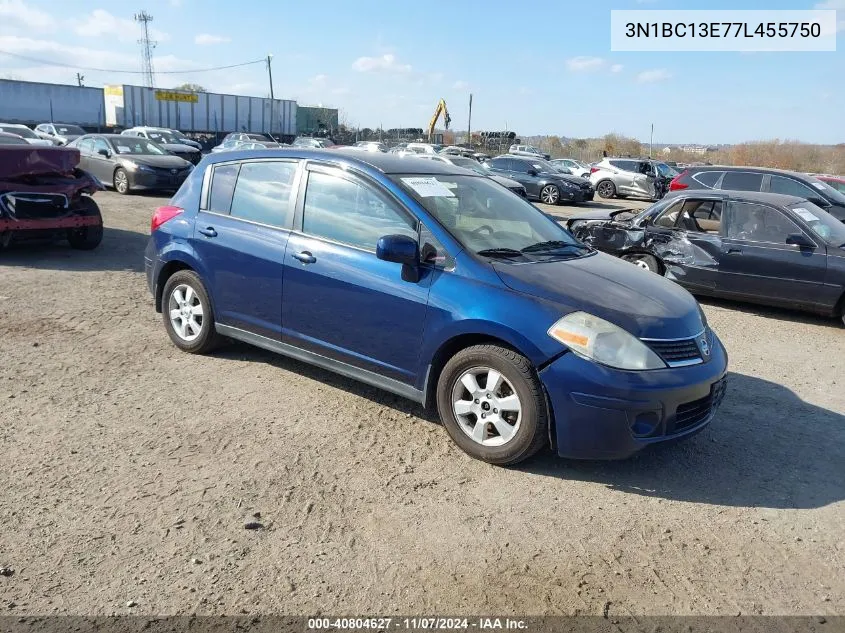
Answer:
[116,145,132,153]
[402,177,455,197]
[812,182,826,190]
[793,207,819,222]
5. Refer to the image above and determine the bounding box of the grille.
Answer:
[672,377,727,433]
[646,337,702,367]
[0,192,69,220]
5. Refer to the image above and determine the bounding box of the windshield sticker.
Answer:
[402,177,455,197]
[812,182,826,190]
[442,181,458,189]
[793,207,819,222]
[115,145,132,153]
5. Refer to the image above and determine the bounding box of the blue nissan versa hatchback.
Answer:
[145,149,728,465]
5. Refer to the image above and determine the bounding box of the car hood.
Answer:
[490,174,523,189]
[118,154,191,168]
[160,143,199,153]
[492,252,704,340]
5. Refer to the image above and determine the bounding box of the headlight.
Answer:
[559,180,578,189]
[134,164,156,173]
[548,311,666,370]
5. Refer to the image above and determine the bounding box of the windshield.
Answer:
[0,125,36,138]
[246,133,271,141]
[790,203,845,246]
[822,179,845,194]
[110,138,167,155]
[56,125,85,136]
[807,176,845,205]
[655,162,678,177]
[449,157,487,175]
[529,158,564,174]
[393,174,588,259]
[146,130,178,144]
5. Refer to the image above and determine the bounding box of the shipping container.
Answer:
[0,79,106,127]
[105,84,296,136]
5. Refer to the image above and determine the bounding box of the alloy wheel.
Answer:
[168,284,204,342]
[540,185,559,204]
[597,181,615,198]
[451,367,522,447]
[114,170,128,194]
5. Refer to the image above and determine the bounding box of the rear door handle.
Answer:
[292,251,316,264]
[198,227,217,238]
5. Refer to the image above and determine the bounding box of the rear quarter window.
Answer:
[691,171,722,188]
[208,164,239,214]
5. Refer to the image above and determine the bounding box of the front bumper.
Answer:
[560,186,594,203]
[128,169,190,192]
[539,334,728,459]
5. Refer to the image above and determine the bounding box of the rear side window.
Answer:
[208,164,239,214]
[229,161,298,227]
[769,175,817,200]
[691,171,722,188]
[721,171,764,192]
[489,157,511,170]
[302,171,417,251]
[678,200,722,234]
[654,200,683,228]
[609,160,635,171]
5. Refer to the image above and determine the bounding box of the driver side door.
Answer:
[87,136,116,183]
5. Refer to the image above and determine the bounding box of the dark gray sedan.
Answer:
[68,134,193,195]
[567,190,845,325]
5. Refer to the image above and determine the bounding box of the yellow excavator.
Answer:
[427,99,451,143]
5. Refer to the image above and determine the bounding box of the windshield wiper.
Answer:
[521,240,590,253]
[476,247,524,258]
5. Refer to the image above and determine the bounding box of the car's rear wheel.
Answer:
[539,184,560,205]
[436,344,548,466]
[162,270,220,354]
[622,253,660,273]
[66,196,103,250]
[113,168,130,195]
[596,180,616,198]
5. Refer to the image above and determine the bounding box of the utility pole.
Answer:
[266,54,274,138]
[76,73,84,87]
[467,93,472,148]
[134,11,156,88]
[650,123,654,158]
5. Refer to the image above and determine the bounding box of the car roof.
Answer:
[204,148,474,175]
[683,164,820,179]
[0,123,29,128]
[664,189,806,207]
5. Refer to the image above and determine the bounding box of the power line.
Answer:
[0,50,268,75]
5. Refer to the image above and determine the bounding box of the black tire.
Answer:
[436,344,548,466]
[161,270,220,354]
[596,179,616,199]
[113,167,130,195]
[539,184,561,205]
[622,253,660,273]
[66,196,103,250]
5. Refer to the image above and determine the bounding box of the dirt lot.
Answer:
[0,190,843,617]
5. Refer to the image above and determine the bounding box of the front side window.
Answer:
[769,175,817,199]
[302,171,417,251]
[93,138,110,154]
[229,161,298,227]
[726,202,799,243]
[77,138,94,155]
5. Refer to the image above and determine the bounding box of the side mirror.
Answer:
[97,148,110,157]
[377,234,421,282]
[808,197,830,208]
[527,169,538,177]
[786,233,815,248]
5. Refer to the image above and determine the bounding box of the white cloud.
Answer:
[0,0,55,31]
[636,68,672,83]
[74,9,169,43]
[194,33,230,45]
[351,53,411,73]
[566,56,605,72]
[453,80,468,90]
[610,64,624,73]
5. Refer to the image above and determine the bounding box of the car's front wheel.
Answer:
[113,167,130,195]
[539,184,560,205]
[436,344,548,466]
[162,270,220,354]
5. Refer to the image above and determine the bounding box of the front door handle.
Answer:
[198,227,217,238]
[726,247,742,254]
[292,251,316,264]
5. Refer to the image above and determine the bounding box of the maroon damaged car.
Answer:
[0,146,103,250]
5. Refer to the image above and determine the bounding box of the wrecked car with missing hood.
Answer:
[566,189,845,325]
[0,146,104,250]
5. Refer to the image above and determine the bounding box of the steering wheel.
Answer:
[469,225,495,237]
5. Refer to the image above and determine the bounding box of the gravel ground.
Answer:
[0,190,843,617]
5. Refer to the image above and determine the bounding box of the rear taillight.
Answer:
[151,205,183,232]
[590,166,599,174]
[669,169,689,191]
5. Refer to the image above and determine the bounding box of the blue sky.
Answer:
[0,0,842,144]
